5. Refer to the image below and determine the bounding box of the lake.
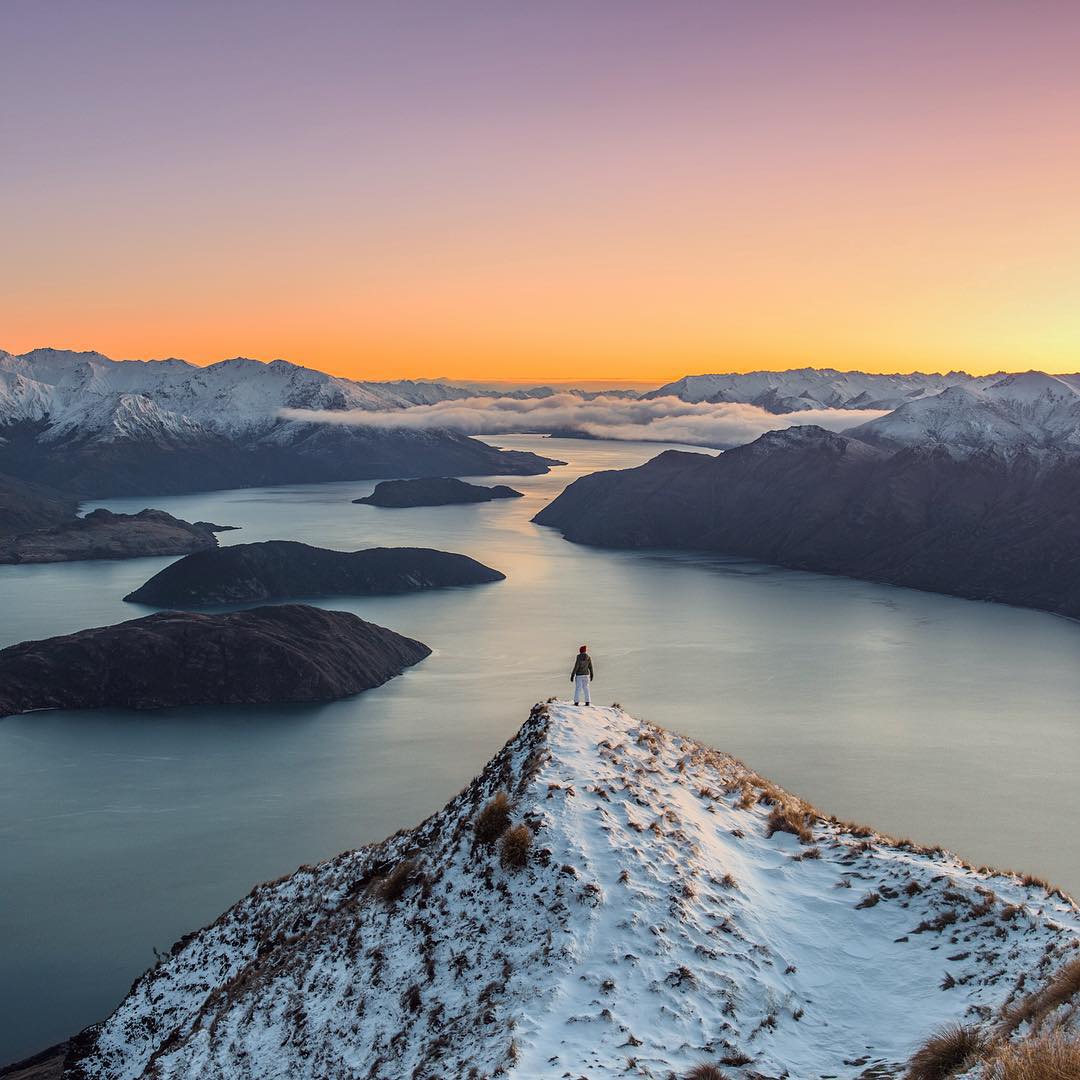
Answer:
[1,434,1078,1065]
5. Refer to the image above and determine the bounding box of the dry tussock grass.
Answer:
[499,825,533,870]
[999,956,1080,1037]
[684,1065,730,1080]
[905,1022,984,1079]
[474,791,512,845]
[982,1031,1080,1079]
[766,801,816,844]
[736,784,758,810]
[376,860,418,905]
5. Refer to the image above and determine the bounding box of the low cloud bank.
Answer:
[280,394,888,449]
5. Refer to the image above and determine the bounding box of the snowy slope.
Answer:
[850,371,1080,452]
[0,349,600,443]
[644,369,1003,412]
[67,703,1080,1079]
[0,350,483,441]
[0,350,559,494]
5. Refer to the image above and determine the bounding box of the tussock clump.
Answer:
[905,1022,984,1079]
[856,891,882,910]
[766,801,816,844]
[474,791,512,845]
[914,910,959,934]
[376,860,420,904]
[834,819,875,839]
[684,1063,729,1079]
[499,824,533,871]
[999,955,1080,1037]
[983,1031,1080,1078]
[719,1051,752,1066]
[736,784,758,810]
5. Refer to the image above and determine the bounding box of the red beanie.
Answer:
[579,645,587,652]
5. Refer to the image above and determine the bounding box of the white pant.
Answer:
[573,674,591,704]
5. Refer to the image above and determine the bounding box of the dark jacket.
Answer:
[571,652,594,679]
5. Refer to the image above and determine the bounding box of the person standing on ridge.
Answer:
[571,645,594,706]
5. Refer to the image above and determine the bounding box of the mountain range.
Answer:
[0,350,558,496]
[646,367,996,412]
[53,703,1080,1078]
[850,369,1080,452]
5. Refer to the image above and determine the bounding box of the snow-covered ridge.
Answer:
[644,368,1005,413]
[0,349,513,443]
[850,370,1080,452]
[0,349,644,454]
[69,703,1079,1079]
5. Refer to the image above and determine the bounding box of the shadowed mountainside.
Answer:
[533,426,1080,617]
[0,473,77,536]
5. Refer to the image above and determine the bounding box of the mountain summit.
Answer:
[65,703,1078,1079]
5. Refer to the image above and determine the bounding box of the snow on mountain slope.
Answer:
[0,350,475,439]
[645,369,1001,413]
[0,350,559,494]
[850,371,1080,452]
[0,350,603,441]
[67,703,1080,1080]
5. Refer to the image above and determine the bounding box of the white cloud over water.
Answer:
[280,394,888,449]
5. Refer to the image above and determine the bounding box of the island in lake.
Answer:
[354,476,524,507]
[124,540,505,606]
[0,605,430,718]
[0,507,236,565]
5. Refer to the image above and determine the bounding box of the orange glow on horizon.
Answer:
[4,4,1080,385]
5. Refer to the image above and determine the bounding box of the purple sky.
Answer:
[4,2,1080,379]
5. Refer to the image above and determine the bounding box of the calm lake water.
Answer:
[1,434,1078,1064]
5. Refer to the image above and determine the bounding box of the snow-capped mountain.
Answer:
[645,368,1000,413]
[849,370,1080,452]
[0,350,557,495]
[65,702,1079,1079]
[0,349,490,438]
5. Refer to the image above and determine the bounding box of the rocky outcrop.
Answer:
[354,476,524,507]
[0,605,430,718]
[124,541,504,606]
[0,508,233,564]
[534,425,1080,617]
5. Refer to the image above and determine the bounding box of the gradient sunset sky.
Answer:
[4,1,1080,382]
